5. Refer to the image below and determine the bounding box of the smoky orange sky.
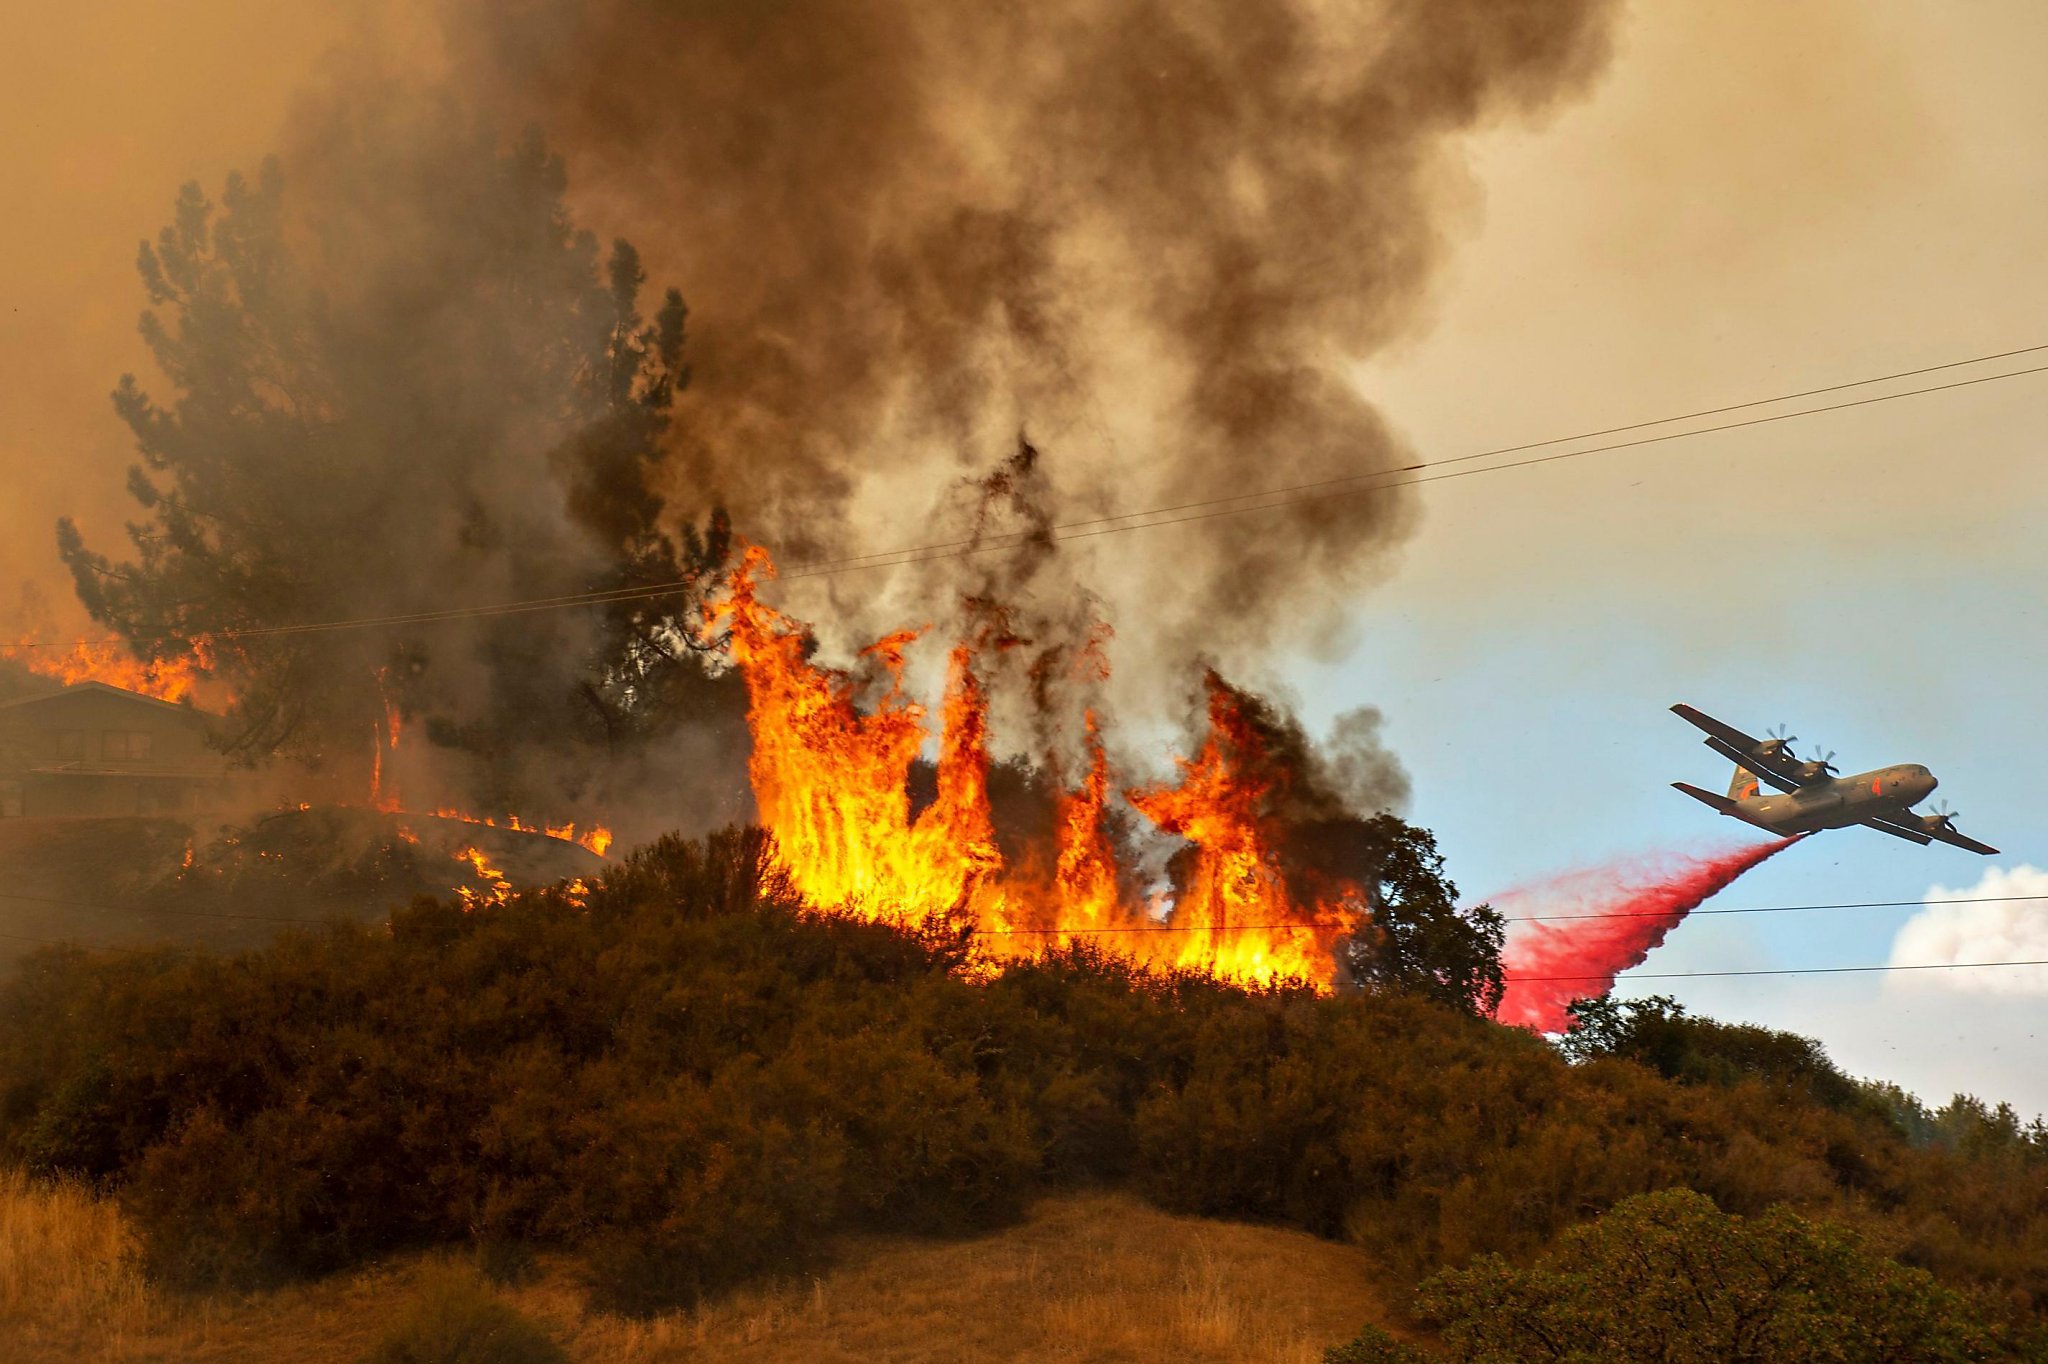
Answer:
[0,1,344,615]
[3,0,2043,647]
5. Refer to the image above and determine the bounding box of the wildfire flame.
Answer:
[371,674,403,813]
[2,635,216,704]
[453,844,513,910]
[428,808,614,858]
[711,546,1370,989]
[359,673,614,857]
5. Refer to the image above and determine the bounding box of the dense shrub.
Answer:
[1416,1188,2023,1362]
[0,826,2043,1329]
[1324,1324,1428,1362]
[1561,994,1884,1114]
[368,1264,567,1364]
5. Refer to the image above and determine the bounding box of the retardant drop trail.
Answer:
[1489,835,1805,1033]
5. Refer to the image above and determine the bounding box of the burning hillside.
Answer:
[14,0,1623,1006]
[715,545,1419,991]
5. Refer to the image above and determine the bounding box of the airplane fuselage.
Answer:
[1670,704,1995,853]
[1731,763,1937,835]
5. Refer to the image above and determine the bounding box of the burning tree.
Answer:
[54,94,746,826]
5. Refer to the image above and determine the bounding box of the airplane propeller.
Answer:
[1927,800,1959,832]
[1806,745,1838,776]
[1765,723,1798,750]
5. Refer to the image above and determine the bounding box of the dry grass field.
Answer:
[0,1175,1400,1362]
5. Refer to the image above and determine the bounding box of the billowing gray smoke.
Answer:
[440,0,1622,671]
[54,1,1620,841]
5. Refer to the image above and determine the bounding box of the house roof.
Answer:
[26,763,226,780]
[0,679,213,720]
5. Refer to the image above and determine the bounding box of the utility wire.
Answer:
[830,359,2048,568]
[1513,959,2048,982]
[793,342,2048,566]
[0,888,326,925]
[1,911,2039,985]
[9,886,2037,933]
[10,345,2047,649]
[972,892,2048,935]
[0,927,157,954]
[1519,892,2048,923]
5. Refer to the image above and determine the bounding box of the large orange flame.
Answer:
[1126,678,1367,984]
[3,635,216,704]
[719,552,1001,927]
[711,546,1367,989]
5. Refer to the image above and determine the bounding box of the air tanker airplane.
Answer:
[1670,704,1997,854]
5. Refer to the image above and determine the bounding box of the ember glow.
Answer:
[371,677,403,813]
[427,809,614,858]
[1490,836,1806,1033]
[453,844,513,909]
[359,679,614,857]
[712,547,1370,989]
[3,634,216,704]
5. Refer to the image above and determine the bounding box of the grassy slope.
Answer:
[0,1176,1398,1363]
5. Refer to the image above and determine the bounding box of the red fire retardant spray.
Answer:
[1489,836,1805,1034]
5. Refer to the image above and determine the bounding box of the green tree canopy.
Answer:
[1341,815,1504,1016]
[1417,1187,2017,1362]
[1558,995,1864,1109]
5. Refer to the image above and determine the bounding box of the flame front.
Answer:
[428,808,614,858]
[720,552,1001,927]
[360,673,614,858]
[1127,680,1365,984]
[453,844,513,909]
[4,635,216,704]
[713,547,1367,989]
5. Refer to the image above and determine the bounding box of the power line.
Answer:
[972,892,2048,935]
[803,341,2048,565]
[1514,959,2048,982]
[0,888,322,926]
[3,909,2038,985]
[959,360,2048,555]
[5,885,2040,934]
[10,344,2047,649]
[1519,892,2048,923]
[0,927,157,955]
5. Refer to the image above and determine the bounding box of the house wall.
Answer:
[0,688,228,817]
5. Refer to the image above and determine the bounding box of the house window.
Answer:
[53,730,86,761]
[101,730,155,762]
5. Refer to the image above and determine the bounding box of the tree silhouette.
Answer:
[58,110,741,815]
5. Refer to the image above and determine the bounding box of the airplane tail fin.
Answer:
[1674,781,1739,815]
[1726,765,1761,801]
[1676,781,1784,834]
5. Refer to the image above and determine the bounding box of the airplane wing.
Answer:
[1670,704,1812,792]
[1860,815,1933,846]
[1860,813,1999,855]
[1925,824,2000,856]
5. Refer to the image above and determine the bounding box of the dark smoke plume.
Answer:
[440,0,1622,672]
[53,0,1622,845]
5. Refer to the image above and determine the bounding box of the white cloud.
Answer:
[1887,864,2048,996]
